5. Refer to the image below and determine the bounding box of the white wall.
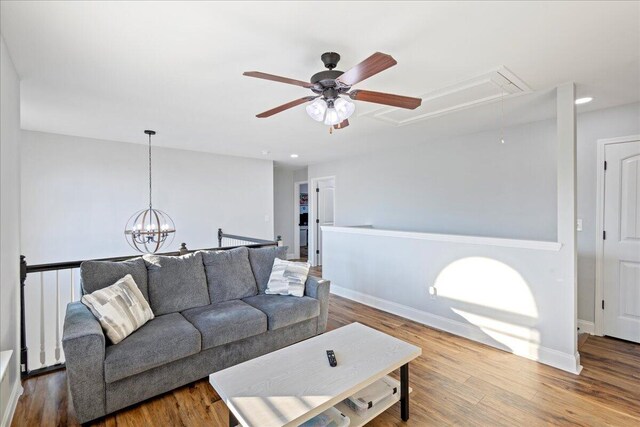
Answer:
[576,103,640,322]
[21,131,274,264]
[309,118,558,241]
[273,167,294,257]
[0,35,22,427]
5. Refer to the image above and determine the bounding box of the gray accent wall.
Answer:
[309,102,640,323]
[310,118,559,241]
[274,167,308,258]
[273,167,294,256]
[293,167,308,184]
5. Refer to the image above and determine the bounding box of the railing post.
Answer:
[20,255,28,376]
[179,243,188,255]
[218,228,223,248]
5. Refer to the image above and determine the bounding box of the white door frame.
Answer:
[309,176,336,267]
[594,134,640,336]
[293,180,307,260]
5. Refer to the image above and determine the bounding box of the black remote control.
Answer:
[326,350,337,367]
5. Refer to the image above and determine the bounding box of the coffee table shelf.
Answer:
[333,376,413,427]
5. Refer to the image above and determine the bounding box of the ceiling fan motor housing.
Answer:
[321,52,340,70]
[310,52,351,98]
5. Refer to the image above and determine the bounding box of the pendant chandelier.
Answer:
[124,130,176,253]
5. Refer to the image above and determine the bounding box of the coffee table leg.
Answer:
[400,363,409,421]
[229,409,239,427]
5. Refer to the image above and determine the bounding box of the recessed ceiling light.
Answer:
[290,154,299,158]
[261,150,270,156]
[575,97,593,105]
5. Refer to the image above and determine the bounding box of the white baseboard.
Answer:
[331,285,582,374]
[1,379,23,427]
[577,319,595,335]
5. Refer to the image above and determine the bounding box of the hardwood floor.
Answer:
[12,293,640,426]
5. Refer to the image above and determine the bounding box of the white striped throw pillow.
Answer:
[81,274,154,344]
[265,258,310,297]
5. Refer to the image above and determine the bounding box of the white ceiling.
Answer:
[1,1,638,166]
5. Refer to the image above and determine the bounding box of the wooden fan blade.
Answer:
[243,71,314,88]
[256,96,318,118]
[349,89,421,109]
[334,119,349,129]
[336,52,397,86]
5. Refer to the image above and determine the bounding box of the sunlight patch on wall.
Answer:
[434,257,538,318]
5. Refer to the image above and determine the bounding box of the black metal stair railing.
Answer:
[19,228,276,379]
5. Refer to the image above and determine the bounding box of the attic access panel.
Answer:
[361,67,531,126]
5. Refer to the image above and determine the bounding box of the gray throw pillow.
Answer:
[200,247,258,303]
[143,252,210,315]
[81,257,150,303]
[248,246,288,294]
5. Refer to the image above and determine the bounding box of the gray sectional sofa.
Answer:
[62,246,330,423]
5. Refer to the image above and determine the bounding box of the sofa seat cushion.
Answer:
[104,312,200,383]
[181,300,267,350]
[242,294,320,330]
[248,246,288,294]
[200,247,258,303]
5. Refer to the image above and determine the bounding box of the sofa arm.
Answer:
[62,301,106,423]
[305,276,330,334]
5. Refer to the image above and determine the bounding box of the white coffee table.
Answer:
[209,322,422,427]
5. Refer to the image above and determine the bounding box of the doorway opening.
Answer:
[293,181,308,261]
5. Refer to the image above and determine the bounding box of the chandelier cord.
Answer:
[148,132,152,209]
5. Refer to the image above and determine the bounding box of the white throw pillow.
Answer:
[81,274,154,344]
[265,258,310,297]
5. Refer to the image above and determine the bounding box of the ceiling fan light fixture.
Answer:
[334,97,355,121]
[324,107,340,126]
[306,98,327,122]
[245,51,422,129]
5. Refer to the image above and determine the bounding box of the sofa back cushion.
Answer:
[80,257,150,303]
[248,246,287,294]
[143,252,210,315]
[200,247,258,303]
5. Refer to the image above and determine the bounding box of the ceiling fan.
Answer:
[243,52,422,130]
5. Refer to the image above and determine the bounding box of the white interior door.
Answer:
[315,178,335,265]
[603,140,640,343]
